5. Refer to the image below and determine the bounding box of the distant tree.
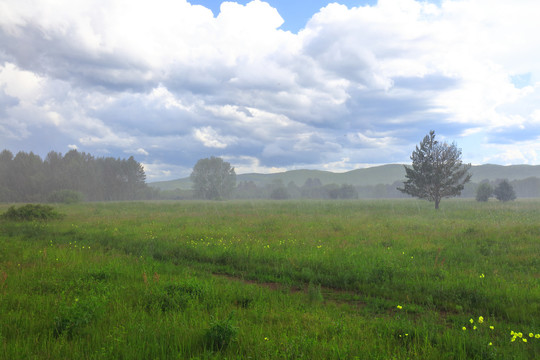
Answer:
[235,181,260,199]
[10,151,44,201]
[0,150,14,201]
[190,157,236,200]
[122,156,148,199]
[0,149,151,202]
[268,179,290,200]
[286,181,301,199]
[398,130,472,209]
[512,177,540,198]
[270,187,290,200]
[301,178,324,198]
[493,180,516,202]
[475,182,493,202]
[329,184,358,199]
[339,184,359,199]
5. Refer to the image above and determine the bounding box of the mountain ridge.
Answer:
[149,164,540,191]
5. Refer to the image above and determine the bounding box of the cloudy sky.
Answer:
[1,0,539,181]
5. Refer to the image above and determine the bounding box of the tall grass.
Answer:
[0,199,538,359]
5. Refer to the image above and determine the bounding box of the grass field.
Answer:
[1,200,539,359]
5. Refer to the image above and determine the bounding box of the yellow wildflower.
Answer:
[535,334,540,339]
[397,305,403,309]
[523,338,527,343]
[490,326,494,330]
[462,327,467,331]
[470,319,474,324]
[478,316,484,324]
[529,333,533,338]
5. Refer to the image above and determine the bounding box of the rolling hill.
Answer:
[149,164,540,191]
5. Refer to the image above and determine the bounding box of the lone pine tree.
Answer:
[398,130,472,209]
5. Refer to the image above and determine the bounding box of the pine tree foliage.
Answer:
[398,131,472,209]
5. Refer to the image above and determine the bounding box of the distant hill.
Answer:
[149,164,540,191]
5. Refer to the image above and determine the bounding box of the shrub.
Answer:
[1,204,64,221]
[47,189,85,204]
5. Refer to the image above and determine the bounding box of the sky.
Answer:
[1,0,539,182]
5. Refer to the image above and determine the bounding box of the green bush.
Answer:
[47,189,85,204]
[0,204,64,221]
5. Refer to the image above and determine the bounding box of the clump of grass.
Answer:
[53,296,104,339]
[367,263,394,285]
[143,279,204,312]
[234,295,253,309]
[204,314,238,351]
[1,204,63,221]
[308,281,324,304]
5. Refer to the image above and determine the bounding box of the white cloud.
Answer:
[1,0,540,180]
[223,155,287,175]
[0,62,43,101]
[134,148,149,156]
[483,143,539,165]
[194,126,236,149]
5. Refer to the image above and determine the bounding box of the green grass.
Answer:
[1,199,539,359]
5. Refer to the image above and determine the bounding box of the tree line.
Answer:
[186,133,536,205]
[219,177,531,201]
[0,149,155,202]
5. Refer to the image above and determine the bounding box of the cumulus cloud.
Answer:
[1,0,539,180]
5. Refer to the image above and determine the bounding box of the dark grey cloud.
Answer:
[0,88,19,116]
[91,96,200,137]
[1,0,540,179]
[0,26,155,93]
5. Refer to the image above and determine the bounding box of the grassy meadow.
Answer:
[0,199,539,359]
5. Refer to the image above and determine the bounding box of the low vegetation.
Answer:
[0,204,64,221]
[0,200,538,359]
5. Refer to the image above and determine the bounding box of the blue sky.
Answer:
[189,1,378,32]
[1,0,540,181]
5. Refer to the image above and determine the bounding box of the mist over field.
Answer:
[1,1,540,358]
[1,200,539,358]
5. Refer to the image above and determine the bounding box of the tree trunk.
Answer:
[435,198,440,209]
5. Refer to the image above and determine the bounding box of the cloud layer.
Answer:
[1,0,539,180]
